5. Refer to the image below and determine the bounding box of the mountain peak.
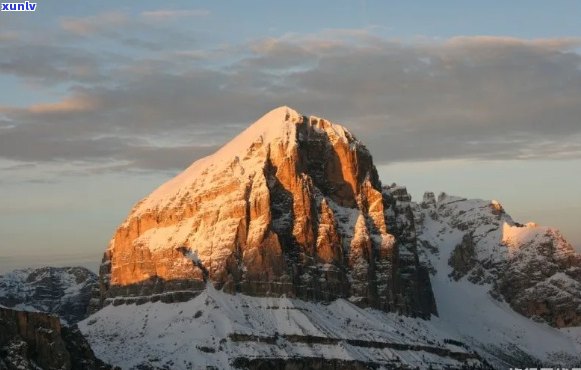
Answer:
[243,105,301,134]
[263,105,301,120]
[98,107,435,319]
[211,105,302,160]
[135,107,360,212]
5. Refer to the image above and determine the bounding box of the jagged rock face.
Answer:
[0,308,70,370]
[0,307,113,370]
[415,193,581,328]
[383,184,437,317]
[497,225,581,327]
[0,267,97,324]
[97,106,435,318]
[448,233,477,281]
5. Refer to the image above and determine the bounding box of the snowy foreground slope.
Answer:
[80,285,483,370]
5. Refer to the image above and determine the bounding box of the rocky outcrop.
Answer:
[383,184,437,317]
[495,226,581,327]
[0,307,113,370]
[0,267,97,324]
[95,107,436,318]
[415,192,581,328]
[448,232,477,281]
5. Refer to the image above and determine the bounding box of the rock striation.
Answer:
[80,285,488,370]
[96,106,435,318]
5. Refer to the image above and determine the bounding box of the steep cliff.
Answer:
[383,184,438,318]
[95,106,435,318]
[0,307,113,370]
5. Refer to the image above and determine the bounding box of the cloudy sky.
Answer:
[1,1,580,273]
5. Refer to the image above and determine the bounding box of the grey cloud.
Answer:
[59,11,197,51]
[1,33,580,171]
[59,9,209,37]
[60,12,129,37]
[1,162,37,171]
[0,129,125,162]
[0,45,116,85]
[0,124,218,173]
[124,145,218,171]
[120,37,168,51]
[238,36,581,164]
[0,31,19,42]
[140,9,210,21]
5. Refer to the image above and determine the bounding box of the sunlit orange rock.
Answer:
[95,107,436,318]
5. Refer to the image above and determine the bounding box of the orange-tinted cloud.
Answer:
[28,96,98,114]
[140,9,210,21]
[60,12,128,36]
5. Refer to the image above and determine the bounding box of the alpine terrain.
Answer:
[0,267,111,369]
[0,266,97,324]
[10,107,580,369]
[0,306,113,370]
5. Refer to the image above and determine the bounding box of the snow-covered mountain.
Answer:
[94,106,435,319]
[0,266,97,324]
[74,107,581,369]
[416,192,581,328]
[411,191,581,368]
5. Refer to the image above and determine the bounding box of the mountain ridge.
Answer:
[415,192,581,328]
[77,106,581,369]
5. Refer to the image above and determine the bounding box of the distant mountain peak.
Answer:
[415,194,581,328]
[0,266,97,324]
